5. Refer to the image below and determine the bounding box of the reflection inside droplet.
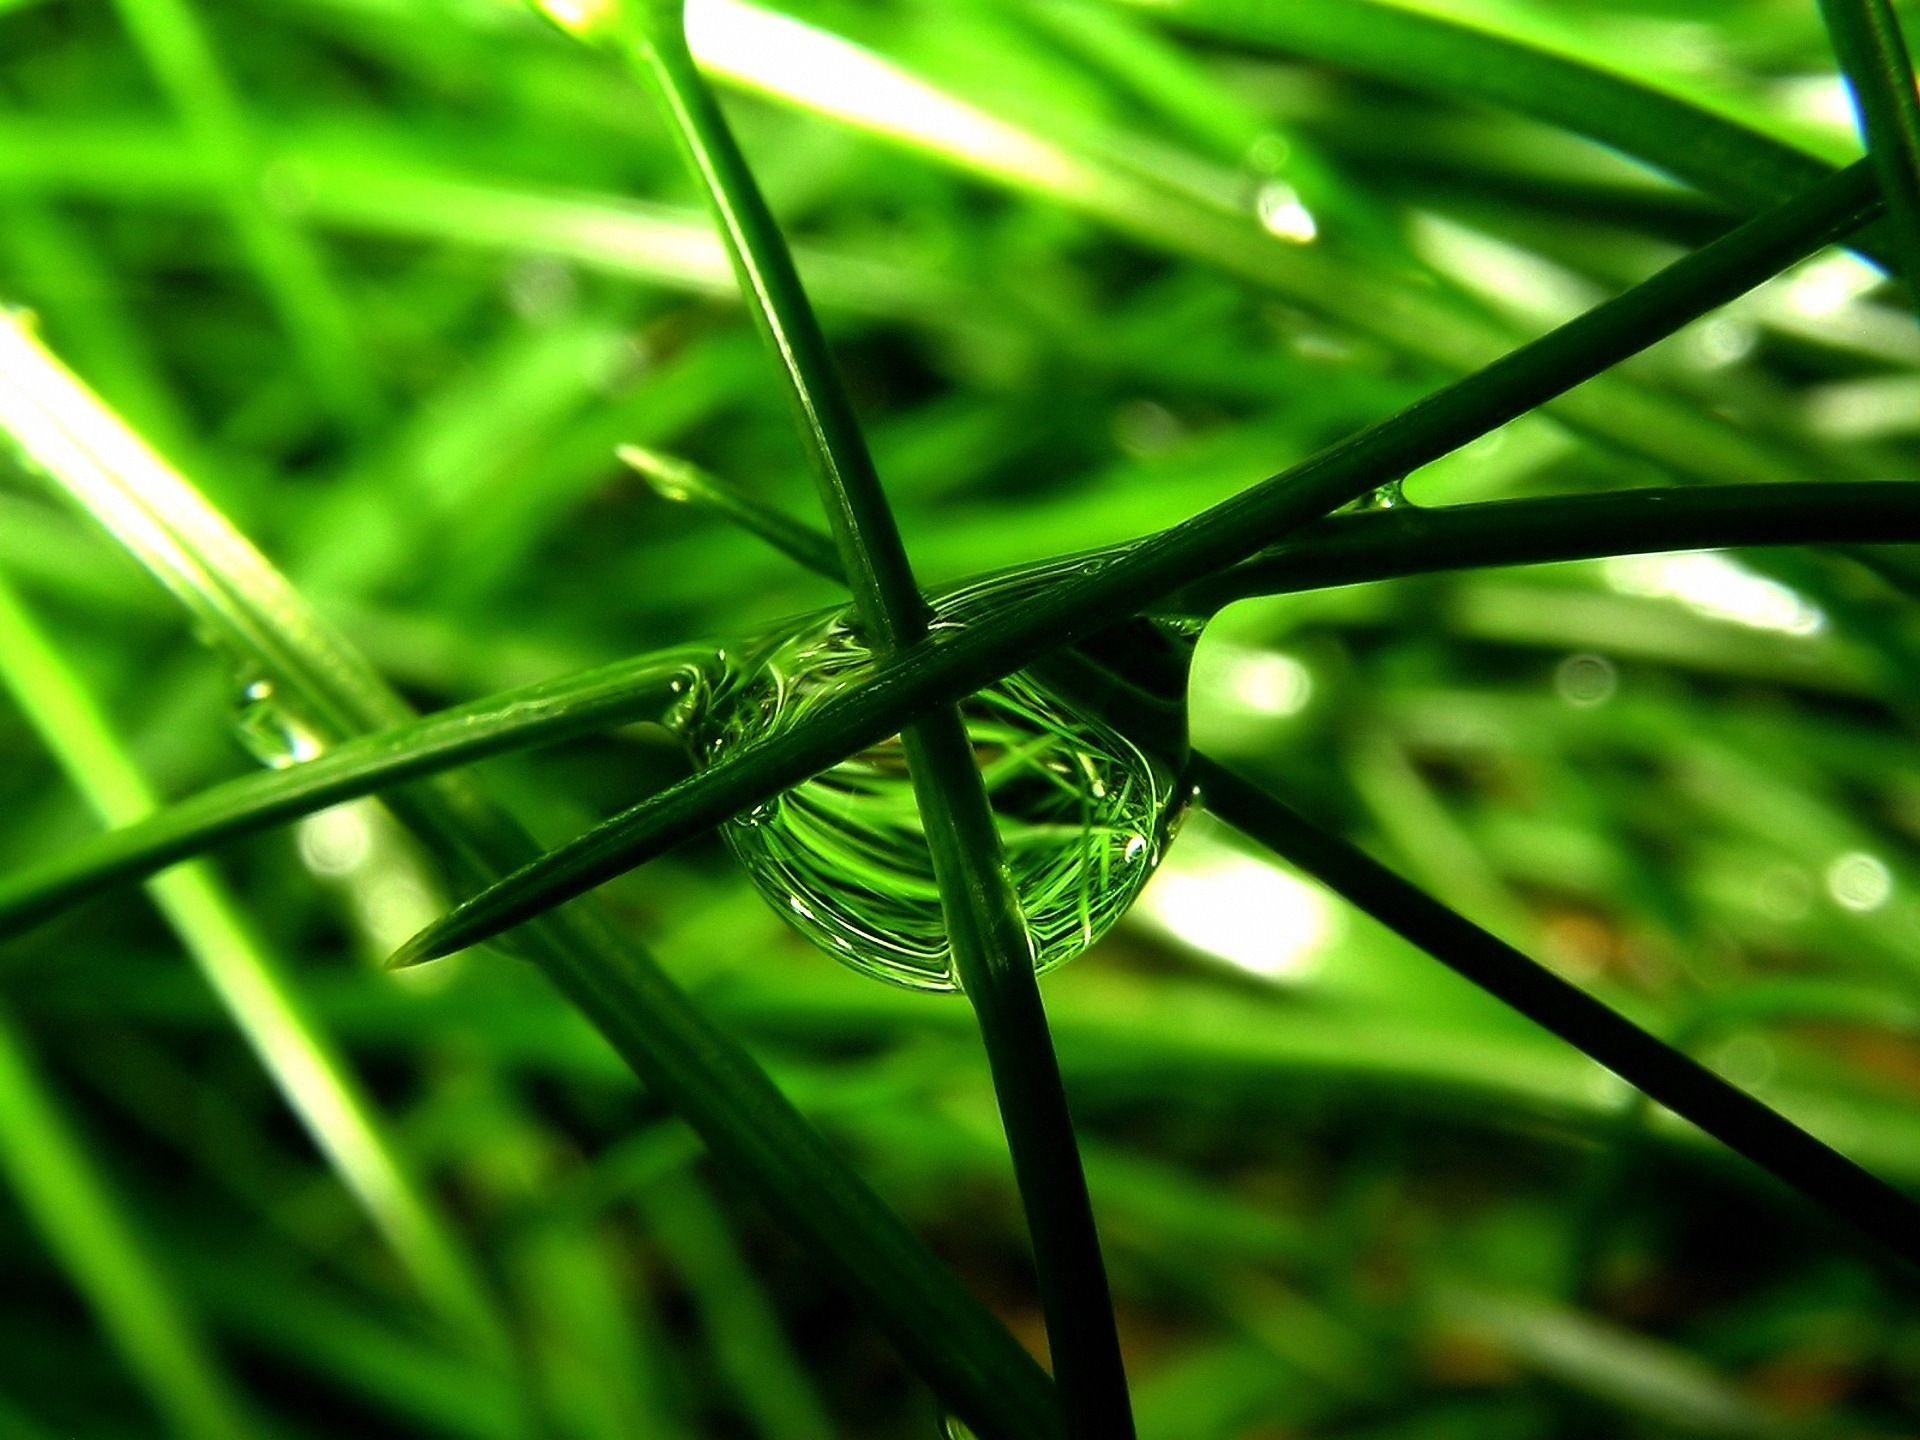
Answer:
[678,565,1191,992]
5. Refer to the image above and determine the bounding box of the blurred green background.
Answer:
[4,0,1920,1434]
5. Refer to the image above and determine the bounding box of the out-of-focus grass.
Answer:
[2,0,1920,1435]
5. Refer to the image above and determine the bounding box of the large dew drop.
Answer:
[680,565,1191,993]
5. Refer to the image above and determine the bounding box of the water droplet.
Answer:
[1344,477,1408,513]
[683,565,1191,993]
[231,672,325,769]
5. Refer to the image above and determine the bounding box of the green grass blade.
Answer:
[9,480,1917,944]
[0,301,1063,1440]
[107,0,376,426]
[1187,753,1920,1271]
[605,6,1131,1430]
[0,568,519,1380]
[682,0,1824,492]
[1112,0,1866,235]
[636,1166,836,1440]
[1817,0,1920,299]
[391,159,1882,964]
[0,1000,254,1440]
[618,445,845,579]
[0,645,707,938]
[1178,482,1920,613]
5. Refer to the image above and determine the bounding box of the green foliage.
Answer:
[4,0,1920,1436]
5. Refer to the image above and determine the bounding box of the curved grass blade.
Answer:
[0,1000,254,1440]
[1187,754,1920,1270]
[391,158,1882,965]
[0,309,1063,1438]
[1816,0,1920,297]
[8,482,1920,943]
[603,5,1131,1430]
[0,564,528,1392]
[618,445,843,579]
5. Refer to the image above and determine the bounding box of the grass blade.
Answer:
[1817,0,1920,298]
[1187,754,1920,1270]
[604,5,1132,1430]
[0,1000,254,1440]
[0,644,708,937]
[0,307,1063,1437]
[107,0,376,426]
[391,159,1882,964]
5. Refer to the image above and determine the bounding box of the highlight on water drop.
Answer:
[676,564,1193,993]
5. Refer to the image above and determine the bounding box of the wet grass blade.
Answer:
[1816,0,1920,297]
[0,565,521,1378]
[8,483,1920,942]
[1187,754,1920,1271]
[390,160,1881,964]
[0,305,1063,1439]
[0,999,254,1440]
[606,5,1131,1430]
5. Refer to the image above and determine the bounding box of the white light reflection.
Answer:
[1255,181,1318,244]
[1133,815,1335,982]
[1602,552,1825,636]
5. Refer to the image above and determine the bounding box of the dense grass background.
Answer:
[5,0,1920,1434]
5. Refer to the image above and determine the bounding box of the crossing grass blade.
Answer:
[602,4,1131,1429]
[0,304,1064,1438]
[390,160,1883,965]
[4,482,1917,948]
[1188,754,1920,1271]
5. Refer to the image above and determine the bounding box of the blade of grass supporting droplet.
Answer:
[390,160,1883,963]
[0,999,253,1440]
[1187,754,1920,1269]
[601,5,1132,1431]
[11,479,1920,941]
[0,566,519,1386]
[1816,0,1920,302]
[0,308,1061,1439]
[106,0,376,426]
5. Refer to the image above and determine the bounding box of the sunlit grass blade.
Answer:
[390,158,1882,965]
[0,301,1063,1439]
[0,122,986,330]
[107,0,375,426]
[1187,753,1920,1269]
[0,566,520,1382]
[606,4,1132,1429]
[1817,0,1920,298]
[0,1000,254,1440]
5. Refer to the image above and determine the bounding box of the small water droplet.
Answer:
[231,672,325,769]
[682,563,1190,992]
[1344,477,1408,513]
